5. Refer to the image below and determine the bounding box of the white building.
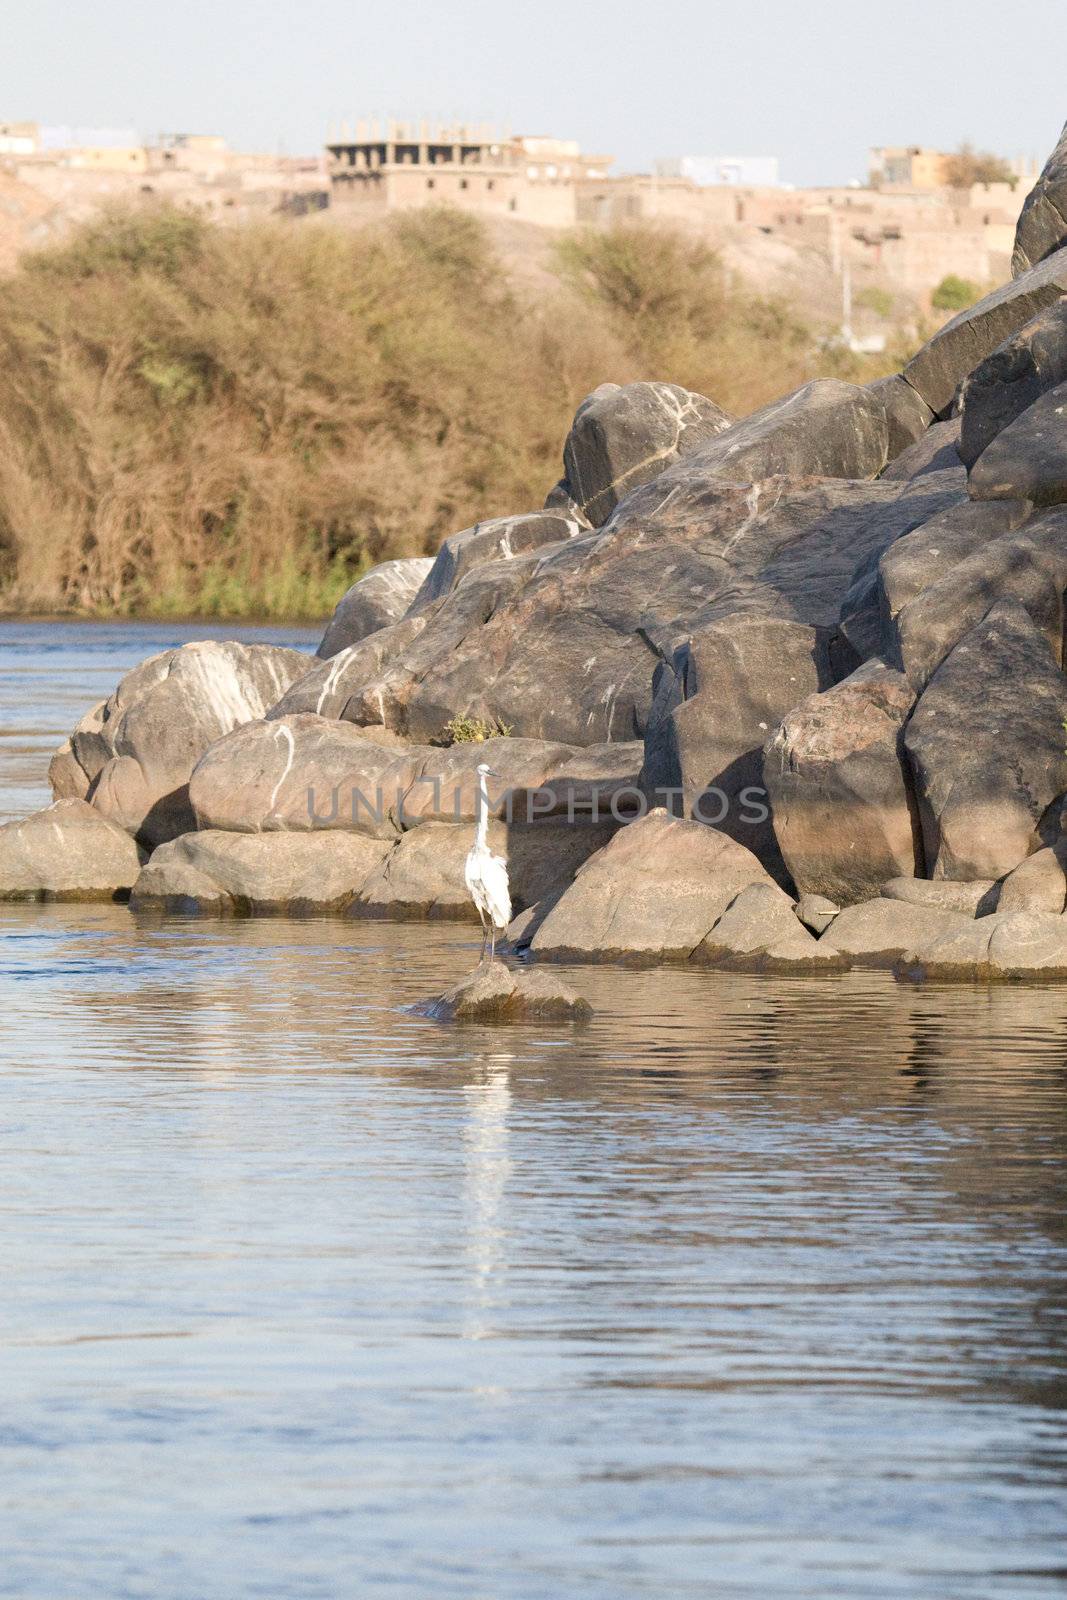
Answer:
[655,155,780,187]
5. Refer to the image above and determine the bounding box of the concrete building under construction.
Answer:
[326,120,612,225]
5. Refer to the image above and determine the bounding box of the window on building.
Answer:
[426,178,435,189]
[487,179,495,191]
[459,178,468,189]
[508,198,517,212]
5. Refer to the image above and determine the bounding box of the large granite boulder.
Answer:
[764,660,922,904]
[995,845,1067,915]
[958,297,1067,468]
[892,508,1067,688]
[189,714,424,838]
[898,910,1067,982]
[672,378,890,483]
[67,641,310,847]
[903,601,1067,881]
[1013,120,1067,276]
[821,897,975,967]
[130,829,392,914]
[529,810,777,961]
[560,381,733,526]
[406,512,584,612]
[0,799,144,901]
[877,498,1032,668]
[969,379,1067,506]
[903,245,1067,414]
[316,557,433,658]
[881,876,999,916]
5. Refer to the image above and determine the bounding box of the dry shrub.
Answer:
[0,205,894,618]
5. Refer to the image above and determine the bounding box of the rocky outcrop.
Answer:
[879,418,964,483]
[130,829,392,914]
[903,245,1067,414]
[421,961,593,1023]
[530,810,777,961]
[69,641,309,847]
[0,799,144,901]
[560,381,733,525]
[958,298,1067,468]
[969,379,1067,505]
[1013,121,1067,275]
[764,660,922,904]
[903,601,1067,881]
[995,845,1067,915]
[316,558,433,658]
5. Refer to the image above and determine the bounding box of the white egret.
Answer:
[465,762,512,963]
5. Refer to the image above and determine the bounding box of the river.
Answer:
[1,619,1066,1599]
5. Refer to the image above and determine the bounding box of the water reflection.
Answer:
[3,620,1067,1597]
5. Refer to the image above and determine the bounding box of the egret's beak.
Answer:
[484,768,503,779]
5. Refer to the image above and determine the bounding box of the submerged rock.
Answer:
[0,799,144,901]
[421,960,592,1023]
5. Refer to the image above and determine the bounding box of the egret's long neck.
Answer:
[474,773,490,848]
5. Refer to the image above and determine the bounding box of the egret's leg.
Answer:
[489,924,496,963]
[477,909,489,965]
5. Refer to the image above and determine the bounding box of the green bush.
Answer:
[931,274,981,312]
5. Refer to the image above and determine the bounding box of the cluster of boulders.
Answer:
[9,120,1067,982]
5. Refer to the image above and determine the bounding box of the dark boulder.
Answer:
[958,297,1067,468]
[674,378,890,483]
[316,558,433,659]
[561,380,733,526]
[1013,120,1067,275]
[764,660,923,904]
[892,507,1067,688]
[903,600,1067,881]
[877,498,1033,671]
[968,378,1067,506]
[903,245,1067,414]
[879,418,964,483]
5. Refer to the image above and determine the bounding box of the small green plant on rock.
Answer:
[442,715,514,745]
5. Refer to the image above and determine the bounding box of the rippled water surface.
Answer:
[2,621,1067,1599]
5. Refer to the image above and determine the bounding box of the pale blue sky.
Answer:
[4,0,1065,185]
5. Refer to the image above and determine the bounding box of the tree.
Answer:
[943,142,1015,190]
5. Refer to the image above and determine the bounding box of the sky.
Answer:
[4,0,1065,187]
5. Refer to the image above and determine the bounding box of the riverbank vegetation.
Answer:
[0,204,900,619]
